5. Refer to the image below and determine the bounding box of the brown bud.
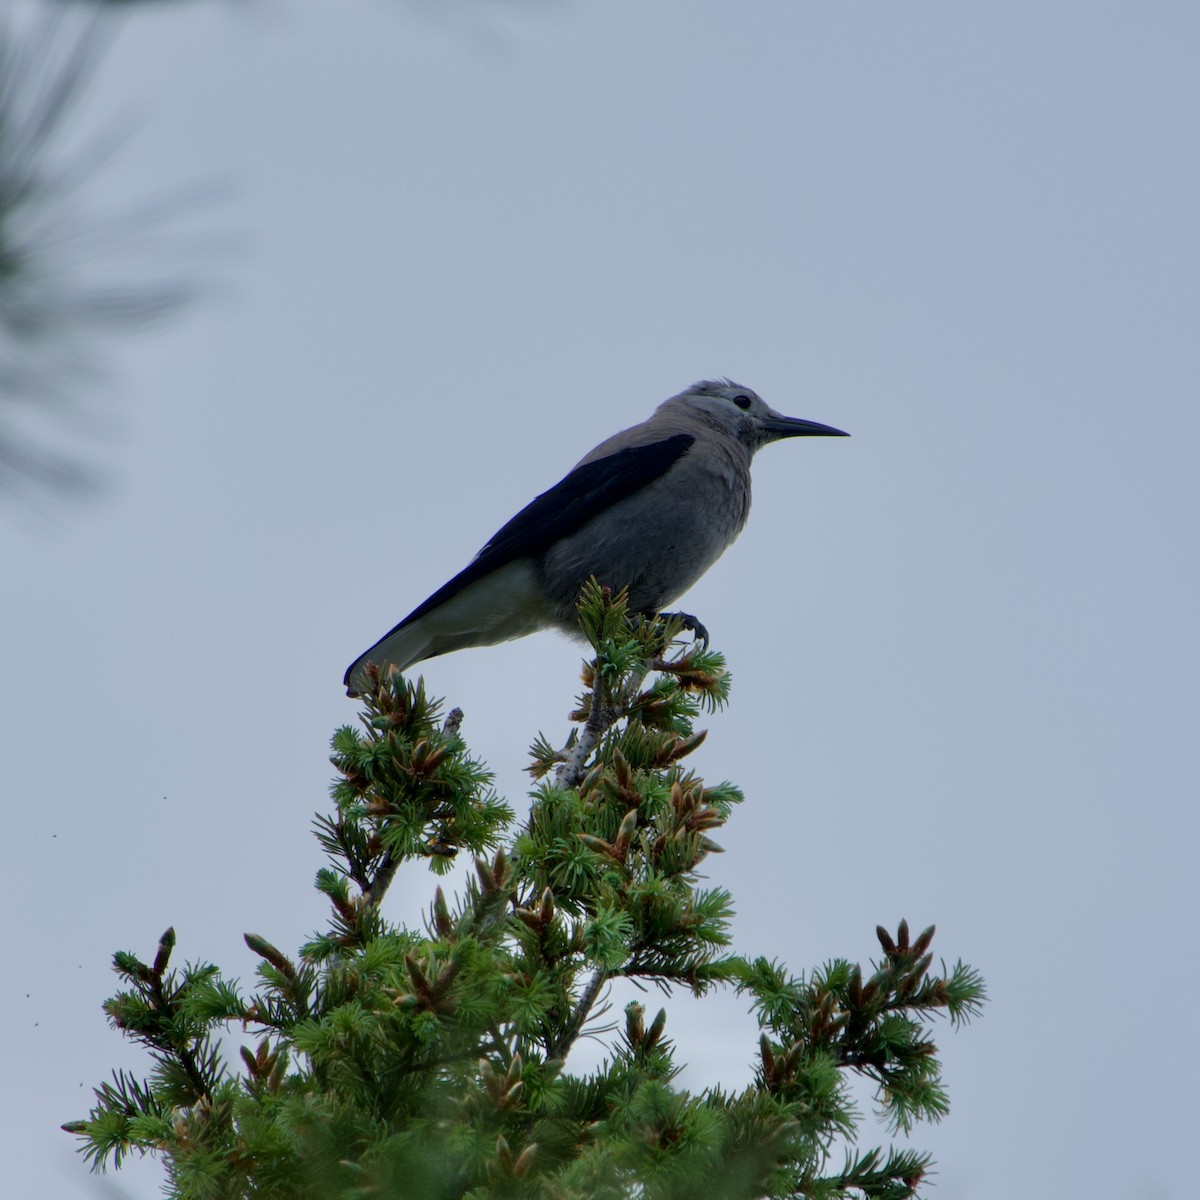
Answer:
[579,762,606,795]
[419,744,449,774]
[646,1007,667,1049]
[626,1003,646,1044]
[912,924,936,956]
[404,954,432,998]
[239,1045,258,1076]
[512,1143,539,1177]
[152,928,176,976]
[435,956,463,993]
[244,934,296,980]
[848,965,863,1007]
[432,888,453,938]
[494,1134,512,1171]
[576,832,618,860]
[614,807,639,855]
[613,748,633,791]
[663,730,707,763]
[669,780,688,813]
[688,806,724,832]
[514,905,541,930]
[759,1034,777,1082]
[476,857,497,894]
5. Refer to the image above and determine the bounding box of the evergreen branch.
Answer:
[102,930,219,1108]
[67,590,983,1196]
[797,1144,932,1199]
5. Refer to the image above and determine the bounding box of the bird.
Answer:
[344,379,848,695]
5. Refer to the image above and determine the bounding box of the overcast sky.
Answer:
[3,1,1198,1197]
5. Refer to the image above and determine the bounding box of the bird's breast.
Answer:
[537,446,752,620]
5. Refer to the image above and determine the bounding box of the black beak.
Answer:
[762,415,850,439]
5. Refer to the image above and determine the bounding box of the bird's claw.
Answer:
[657,610,710,652]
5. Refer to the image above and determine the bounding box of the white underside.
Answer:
[346,559,553,693]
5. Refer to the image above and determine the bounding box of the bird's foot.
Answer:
[655,610,710,653]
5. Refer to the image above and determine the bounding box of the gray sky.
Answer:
[4,1,1197,1196]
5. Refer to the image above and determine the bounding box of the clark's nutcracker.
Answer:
[344,380,847,695]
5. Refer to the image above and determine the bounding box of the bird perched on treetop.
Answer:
[344,380,848,696]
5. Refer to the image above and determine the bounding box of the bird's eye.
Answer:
[732,394,752,410]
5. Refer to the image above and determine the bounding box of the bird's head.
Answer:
[662,380,849,450]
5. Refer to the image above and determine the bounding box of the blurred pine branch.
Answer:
[1,7,203,499]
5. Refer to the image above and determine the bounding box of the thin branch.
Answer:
[146,975,212,1105]
[547,965,607,1061]
[553,674,612,790]
[364,850,400,909]
[553,666,647,790]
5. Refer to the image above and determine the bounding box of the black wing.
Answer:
[475,433,693,567]
[346,433,694,679]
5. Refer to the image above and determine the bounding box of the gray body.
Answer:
[344,380,847,695]
[539,405,752,616]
